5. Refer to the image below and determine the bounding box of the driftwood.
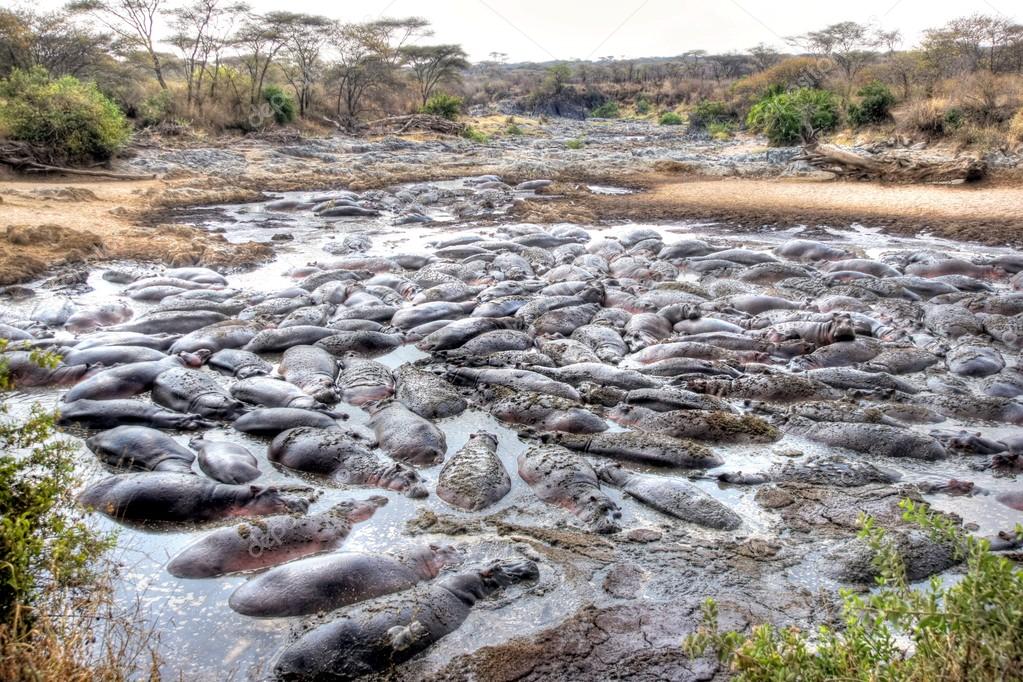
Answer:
[794,143,987,183]
[0,141,155,180]
[363,114,467,136]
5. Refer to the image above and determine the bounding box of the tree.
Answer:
[278,13,331,117]
[748,43,781,72]
[400,44,468,107]
[543,64,572,94]
[923,14,1017,76]
[66,0,168,89]
[234,11,294,105]
[0,8,109,78]
[791,21,882,96]
[327,21,388,126]
[168,0,246,111]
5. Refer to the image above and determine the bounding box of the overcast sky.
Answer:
[32,0,1021,62]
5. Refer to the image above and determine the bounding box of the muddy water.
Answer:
[5,185,1023,679]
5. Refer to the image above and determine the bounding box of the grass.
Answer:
[684,499,1023,681]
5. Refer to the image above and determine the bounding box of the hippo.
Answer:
[437,433,510,511]
[365,400,446,466]
[85,426,195,472]
[77,473,307,523]
[165,266,227,285]
[108,310,229,335]
[545,431,722,469]
[690,374,837,403]
[391,301,476,330]
[64,302,134,332]
[945,340,1005,377]
[718,454,900,487]
[912,392,1023,425]
[242,326,336,354]
[825,259,900,278]
[393,364,467,419]
[764,315,857,346]
[63,354,204,402]
[439,330,534,360]
[73,332,179,351]
[598,463,741,530]
[518,445,621,534]
[268,427,427,498]
[152,368,247,420]
[861,347,941,375]
[1,351,92,388]
[802,367,919,394]
[536,338,601,366]
[229,544,461,618]
[417,317,522,352]
[905,258,996,280]
[230,377,328,411]
[166,497,386,578]
[997,492,1023,512]
[279,345,340,403]
[532,303,600,336]
[446,367,580,401]
[313,331,403,357]
[207,349,273,379]
[570,325,629,363]
[610,406,780,444]
[338,357,394,406]
[789,338,882,369]
[189,437,261,484]
[61,345,167,367]
[58,399,214,430]
[232,408,344,437]
[787,417,946,460]
[774,239,850,262]
[272,558,538,680]
[488,390,608,434]
[923,304,983,339]
[617,386,732,413]
[529,362,661,390]
[169,321,265,354]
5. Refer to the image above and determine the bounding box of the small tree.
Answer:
[400,44,468,107]
[848,80,896,127]
[66,0,168,89]
[746,88,840,145]
[420,92,461,119]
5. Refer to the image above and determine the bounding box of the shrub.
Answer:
[848,81,896,127]
[505,123,524,136]
[590,100,620,118]
[1010,109,1023,143]
[659,111,684,126]
[689,99,734,129]
[746,88,840,146]
[137,89,175,128]
[261,85,295,125]
[707,121,736,140]
[462,125,489,143]
[635,97,652,115]
[565,137,585,149]
[421,93,462,120]
[0,67,130,164]
[731,56,833,111]
[684,499,1023,682]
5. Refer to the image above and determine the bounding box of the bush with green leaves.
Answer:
[462,125,489,143]
[590,100,620,118]
[635,97,652,115]
[659,111,684,126]
[0,67,130,164]
[684,499,1023,681]
[848,81,896,127]
[261,85,296,125]
[565,137,585,149]
[421,93,462,120]
[746,88,840,146]
[689,99,734,129]
[707,121,736,140]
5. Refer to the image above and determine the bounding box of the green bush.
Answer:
[943,107,965,132]
[462,125,489,143]
[848,81,896,127]
[689,99,734,129]
[707,121,736,140]
[505,123,524,136]
[746,88,840,146]
[138,90,175,128]
[0,67,130,164]
[635,97,652,115]
[590,100,620,118]
[684,499,1023,682]
[565,137,585,149]
[261,85,296,125]
[659,111,684,126]
[421,93,462,120]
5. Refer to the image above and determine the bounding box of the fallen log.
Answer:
[0,141,155,180]
[793,143,986,184]
[363,114,467,136]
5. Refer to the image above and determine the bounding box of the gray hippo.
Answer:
[393,364,467,419]
[189,437,261,484]
[229,544,460,617]
[365,400,446,466]
[153,367,247,420]
[787,417,946,460]
[416,317,522,352]
[230,376,328,411]
[273,558,539,680]
[338,357,394,406]
[61,345,167,367]
[1,351,92,388]
[232,408,345,437]
[63,353,205,402]
[544,431,722,469]
[313,330,403,357]
[488,389,608,434]
[611,405,781,444]
[280,345,340,403]
[58,399,214,430]
[166,497,386,578]
[518,445,621,534]
[597,463,741,530]
[78,473,307,523]
[86,426,195,472]
[437,433,510,511]
[207,349,273,379]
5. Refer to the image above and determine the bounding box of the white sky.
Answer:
[30,0,1022,62]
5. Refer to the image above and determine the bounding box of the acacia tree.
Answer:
[400,44,468,106]
[278,13,331,117]
[234,11,294,105]
[0,8,109,78]
[168,0,246,110]
[66,0,168,88]
[791,21,882,97]
[748,43,781,72]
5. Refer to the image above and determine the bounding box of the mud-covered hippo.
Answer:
[229,543,461,618]
[598,463,741,530]
[273,558,539,680]
[86,426,195,472]
[189,437,261,484]
[58,399,214,430]
[337,357,394,406]
[446,367,580,400]
[78,473,307,523]
[63,353,205,402]
[166,497,386,578]
[207,349,273,379]
[437,432,510,510]
[393,364,467,419]
[365,399,446,466]
[488,389,608,434]
[545,431,722,469]
[313,330,403,357]
[612,405,781,444]
[1,351,92,388]
[232,408,344,436]
[787,417,946,460]
[518,445,621,534]
[280,345,340,403]
[152,367,247,420]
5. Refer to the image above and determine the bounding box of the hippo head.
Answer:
[477,558,540,593]
[238,485,309,516]
[378,462,428,498]
[408,543,462,578]
[607,404,641,426]
[180,350,211,367]
[595,462,630,488]
[829,315,857,343]
[327,495,388,523]
[470,432,499,449]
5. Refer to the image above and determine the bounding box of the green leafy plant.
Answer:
[462,125,489,143]
[659,111,684,126]
[505,123,524,136]
[420,92,462,120]
[746,87,840,146]
[261,85,296,125]
[565,137,585,149]
[943,107,965,132]
[707,121,736,140]
[848,81,896,127]
[689,99,735,129]
[590,100,620,118]
[684,499,1023,681]
[0,66,130,163]
[635,97,652,115]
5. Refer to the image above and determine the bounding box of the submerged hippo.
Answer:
[166,497,386,578]
[273,558,539,680]
[437,432,510,511]
[229,544,460,618]
[86,426,195,472]
[232,408,344,436]
[365,400,446,466]
[544,431,722,469]
[518,445,621,534]
[152,367,247,420]
[63,353,205,402]
[58,399,214,430]
[78,473,307,523]
[1,351,92,388]
[598,463,741,530]
[189,437,261,484]
[280,345,340,403]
